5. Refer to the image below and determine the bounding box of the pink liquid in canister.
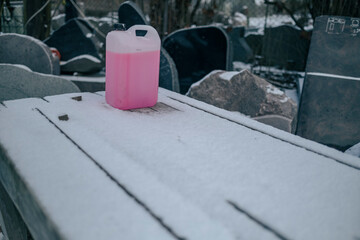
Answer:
[105,50,160,110]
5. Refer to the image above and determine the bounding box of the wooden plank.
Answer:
[0,99,176,240]
[1,91,360,239]
[43,91,360,240]
[159,88,360,169]
[0,181,28,240]
[0,95,235,240]
[0,137,62,240]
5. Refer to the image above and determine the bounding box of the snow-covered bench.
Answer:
[0,88,359,240]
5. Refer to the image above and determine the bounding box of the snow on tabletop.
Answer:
[0,103,175,240]
[37,91,360,239]
[1,91,359,239]
[159,88,360,169]
[42,93,235,240]
[43,92,279,240]
[3,97,48,110]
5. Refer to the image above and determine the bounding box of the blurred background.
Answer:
[1,0,359,87]
[2,0,359,39]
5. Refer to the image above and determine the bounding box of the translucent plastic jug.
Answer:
[105,24,161,110]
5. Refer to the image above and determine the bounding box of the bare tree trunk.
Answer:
[190,0,201,24]
[162,0,169,36]
[23,0,51,40]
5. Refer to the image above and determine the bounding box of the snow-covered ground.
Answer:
[248,14,313,31]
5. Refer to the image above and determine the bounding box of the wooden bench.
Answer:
[0,88,359,240]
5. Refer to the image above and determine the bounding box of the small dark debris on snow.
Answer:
[71,96,82,101]
[58,114,69,121]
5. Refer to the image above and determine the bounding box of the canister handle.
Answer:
[128,25,160,41]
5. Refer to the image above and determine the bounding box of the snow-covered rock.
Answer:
[0,33,60,75]
[186,70,298,132]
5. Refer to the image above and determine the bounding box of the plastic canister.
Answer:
[105,24,161,110]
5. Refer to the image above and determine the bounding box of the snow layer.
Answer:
[60,74,105,83]
[0,89,359,240]
[219,71,239,81]
[307,72,360,81]
[60,54,101,65]
[266,85,284,95]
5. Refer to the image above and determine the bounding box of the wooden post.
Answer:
[23,0,51,40]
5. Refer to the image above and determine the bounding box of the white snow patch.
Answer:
[60,55,101,65]
[52,13,65,20]
[85,16,113,25]
[86,33,93,38]
[249,15,296,29]
[0,63,32,72]
[266,85,284,96]
[284,89,299,104]
[187,70,224,90]
[60,74,105,83]
[219,71,239,81]
[345,142,360,158]
[254,0,264,6]
[233,61,252,71]
[279,96,289,103]
[232,12,247,25]
[99,17,114,23]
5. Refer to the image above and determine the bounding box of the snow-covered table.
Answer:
[0,88,359,240]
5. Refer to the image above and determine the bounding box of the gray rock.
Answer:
[0,33,60,75]
[0,64,80,102]
[187,70,298,132]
